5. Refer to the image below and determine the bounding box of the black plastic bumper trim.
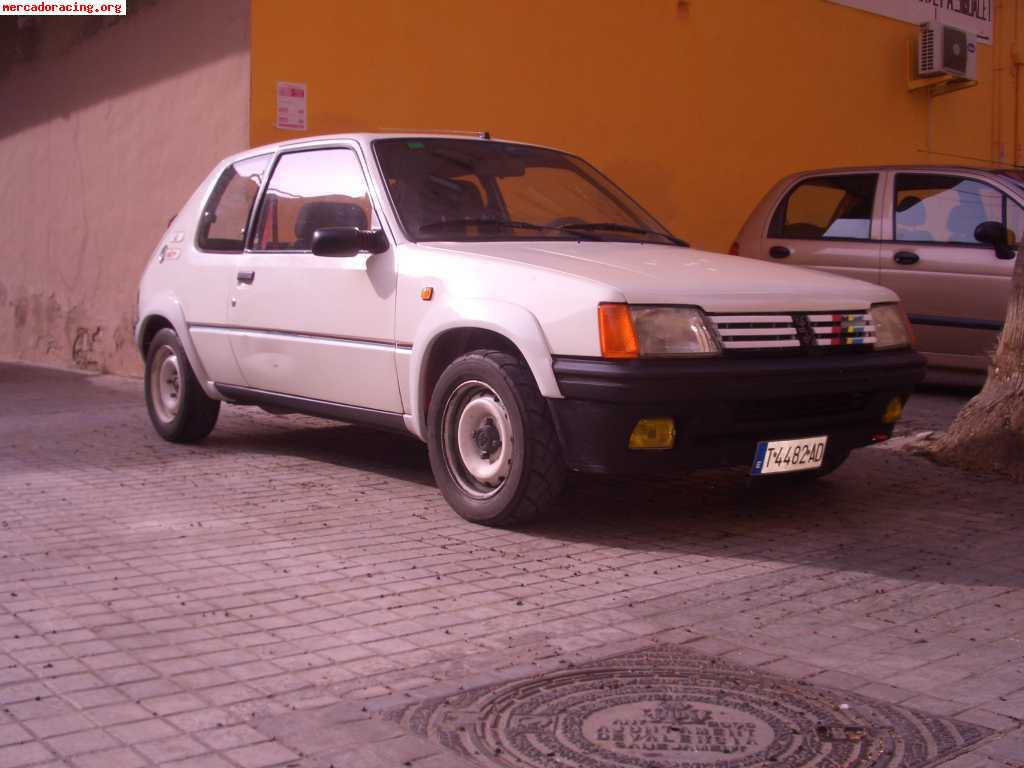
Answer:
[215,384,407,432]
[552,349,926,403]
[908,314,1003,332]
[547,350,926,475]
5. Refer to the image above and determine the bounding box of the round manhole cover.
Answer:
[394,645,989,767]
[579,698,775,763]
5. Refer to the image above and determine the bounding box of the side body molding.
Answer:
[404,298,562,441]
[135,292,221,400]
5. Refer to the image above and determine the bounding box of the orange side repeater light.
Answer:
[598,304,639,359]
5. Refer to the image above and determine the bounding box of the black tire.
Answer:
[144,327,220,443]
[427,350,566,526]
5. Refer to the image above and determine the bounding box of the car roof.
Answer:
[786,163,1020,178]
[229,131,563,163]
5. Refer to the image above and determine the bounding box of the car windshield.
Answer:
[373,138,684,246]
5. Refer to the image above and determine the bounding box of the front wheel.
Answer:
[145,328,220,443]
[427,351,566,526]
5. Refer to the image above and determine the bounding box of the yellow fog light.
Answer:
[628,418,676,450]
[882,397,904,424]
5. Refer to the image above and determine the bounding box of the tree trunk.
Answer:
[926,248,1024,479]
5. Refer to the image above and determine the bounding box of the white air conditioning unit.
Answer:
[919,21,977,80]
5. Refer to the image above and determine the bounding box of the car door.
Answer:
[227,144,402,413]
[762,172,882,284]
[184,153,272,386]
[879,172,1014,370]
[1009,194,1024,250]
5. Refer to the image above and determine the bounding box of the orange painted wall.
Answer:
[251,0,1022,253]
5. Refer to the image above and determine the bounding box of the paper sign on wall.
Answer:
[276,82,307,131]
[828,0,993,44]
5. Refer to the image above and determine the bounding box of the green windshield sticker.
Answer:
[407,141,425,149]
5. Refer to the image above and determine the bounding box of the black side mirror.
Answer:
[311,227,389,258]
[974,221,1017,260]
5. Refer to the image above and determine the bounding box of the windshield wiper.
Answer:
[418,218,602,240]
[558,222,688,247]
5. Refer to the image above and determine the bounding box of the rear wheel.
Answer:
[427,351,565,526]
[145,328,220,443]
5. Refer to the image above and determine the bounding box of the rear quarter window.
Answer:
[769,174,877,240]
[196,154,271,252]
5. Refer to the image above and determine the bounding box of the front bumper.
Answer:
[548,350,926,474]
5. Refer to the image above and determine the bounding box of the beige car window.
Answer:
[252,148,373,252]
[771,174,876,240]
[894,175,1002,245]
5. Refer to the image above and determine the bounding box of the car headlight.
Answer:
[871,303,913,350]
[598,304,720,358]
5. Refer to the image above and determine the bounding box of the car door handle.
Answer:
[893,251,919,266]
[769,246,791,259]
[237,269,255,284]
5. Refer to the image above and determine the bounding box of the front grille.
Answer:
[807,312,876,347]
[711,315,800,351]
[710,311,875,356]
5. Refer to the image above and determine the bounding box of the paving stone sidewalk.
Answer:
[0,362,1021,767]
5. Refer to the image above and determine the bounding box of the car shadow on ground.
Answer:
[204,415,437,487]
[4,365,1020,592]
[210,414,1024,592]
[525,447,1024,590]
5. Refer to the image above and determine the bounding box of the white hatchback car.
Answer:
[137,133,925,526]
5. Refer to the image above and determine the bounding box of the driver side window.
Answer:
[251,148,374,252]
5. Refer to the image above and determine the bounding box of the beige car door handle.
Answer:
[893,251,919,266]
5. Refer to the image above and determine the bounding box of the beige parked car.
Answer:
[734,166,1022,373]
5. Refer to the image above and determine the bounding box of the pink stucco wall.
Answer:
[0,0,250,376]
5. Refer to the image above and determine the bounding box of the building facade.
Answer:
[0,0,250,375]
[1,0,1020,375]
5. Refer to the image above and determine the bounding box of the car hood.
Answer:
[420,240,897,312]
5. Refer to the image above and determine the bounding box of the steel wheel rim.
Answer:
[149,345,182,424]
[441,380,514,500]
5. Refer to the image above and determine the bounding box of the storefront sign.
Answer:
[276,82,307,131]
[829,0,993,43]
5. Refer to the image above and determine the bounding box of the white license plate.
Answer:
[751,436,828,476]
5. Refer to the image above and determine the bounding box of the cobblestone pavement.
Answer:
[0,362,1022,767]
[893,381,979,439]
